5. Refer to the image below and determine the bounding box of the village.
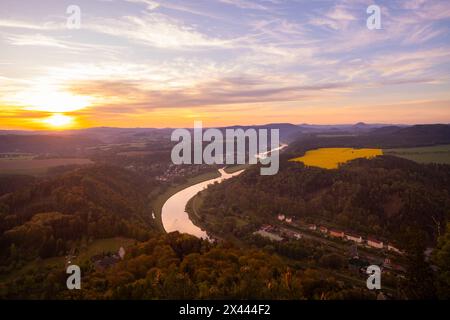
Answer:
[254,214,404,254]
[253,214,408,277]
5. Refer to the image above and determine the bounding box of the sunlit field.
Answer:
[290,148,383,169]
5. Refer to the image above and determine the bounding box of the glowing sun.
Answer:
[42,114,74,128]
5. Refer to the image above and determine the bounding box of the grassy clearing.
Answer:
[290,148,383,169]
[0,237,135,283]
[74,237,136,262]
[0,158,93,176]
[384,144,450,164]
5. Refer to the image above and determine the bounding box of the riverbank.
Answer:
[186,190,248,244]
[160,168,245,238]
[151,170,221,231]
[224,164,251,174]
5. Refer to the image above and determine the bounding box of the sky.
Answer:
[0,0,449,130]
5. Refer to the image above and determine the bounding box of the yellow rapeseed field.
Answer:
[290,148,383,169]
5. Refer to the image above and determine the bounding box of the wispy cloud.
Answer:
[218,0,269,11]
[85,12,232,49]
[0,0,449,128]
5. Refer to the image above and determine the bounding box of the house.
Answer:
[118,247,126,260]
[367,237,384,249]
[319,226,328,233]
[387,244,402,254]
[308,224,317,231]
[345,233,363,243]
[329,229,345,238]
[277,214,285,221]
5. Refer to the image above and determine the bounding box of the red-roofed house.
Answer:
[329,229,345,238]
[319,226,328,233]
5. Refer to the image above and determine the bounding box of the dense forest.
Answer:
[1,231,379,300]
[2,228,448,300]
[191,155,450,299]
[0,165,157,269]
[197,155,450,246]
[0,175,36,196]
[1,132,450,299]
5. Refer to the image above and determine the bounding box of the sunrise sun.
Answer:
[42,114,74,128]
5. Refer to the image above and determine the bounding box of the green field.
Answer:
[0,158,93,176]
[384,145,450,164]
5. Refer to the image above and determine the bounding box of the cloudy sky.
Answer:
[0,0,449,129]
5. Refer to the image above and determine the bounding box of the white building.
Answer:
[387,244,402,254]
[367,238,384,249]
[345,233,363,243]
[118,247,126,260]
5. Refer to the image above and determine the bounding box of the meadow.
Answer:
[290,148,383,169]
[384,144,450,165]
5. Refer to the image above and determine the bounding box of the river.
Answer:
[161,144,287,239]
[161,168,245,239]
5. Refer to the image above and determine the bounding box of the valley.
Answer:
[0,123,449,299]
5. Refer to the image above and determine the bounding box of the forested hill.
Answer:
[0,175,36,196]
[0,165,158,263]
[1,231,379,300]
[289,124,450,153]
[199,155,450,246]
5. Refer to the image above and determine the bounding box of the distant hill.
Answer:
[289,124,450,153]
[0,135,101,154]
[380,124,450,145]
[222,123,302,143]
[2,123,447,151]
[297,122,396,133]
